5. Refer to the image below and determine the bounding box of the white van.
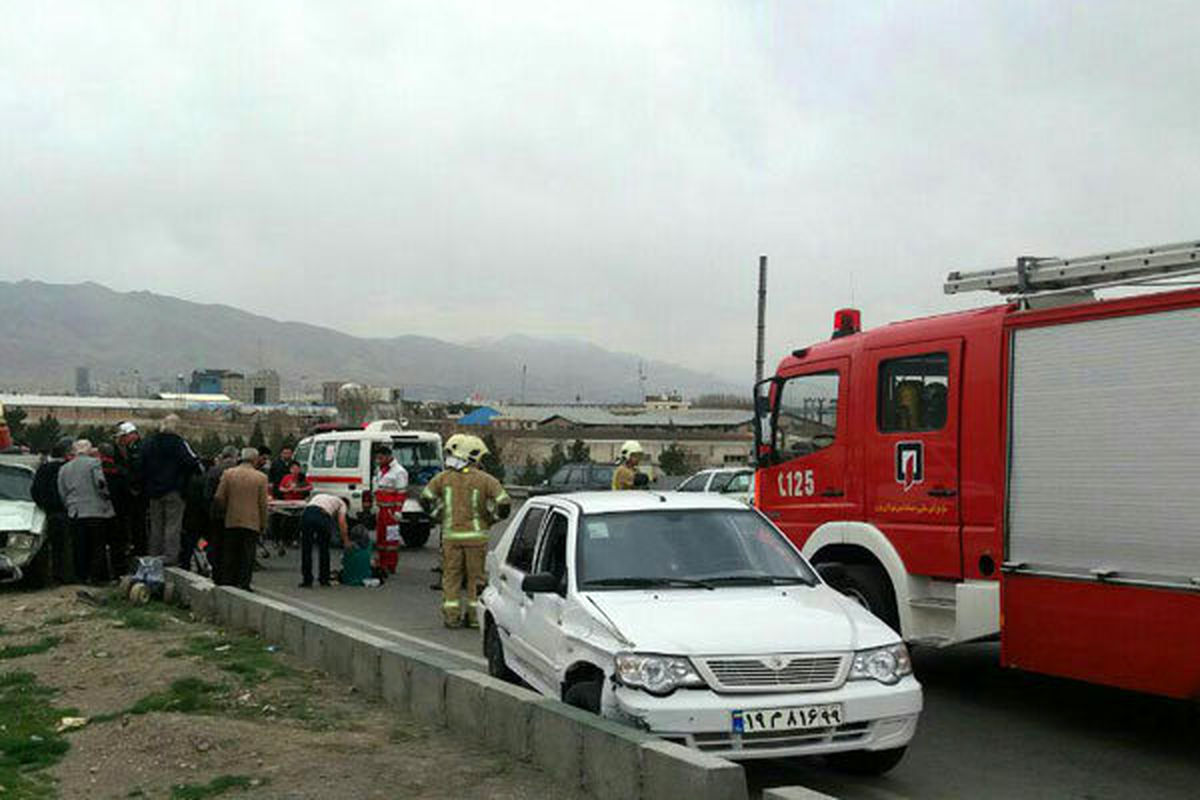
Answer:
[295,420,443,548]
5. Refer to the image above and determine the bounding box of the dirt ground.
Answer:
[0,585,586,800]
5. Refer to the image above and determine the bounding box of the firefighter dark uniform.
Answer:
[422,448,509,627]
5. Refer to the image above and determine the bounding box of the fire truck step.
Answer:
[908,596,956,611]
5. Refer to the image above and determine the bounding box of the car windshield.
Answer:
[576,509,817,589]
[391,441,442,483]
[0,466,33,502]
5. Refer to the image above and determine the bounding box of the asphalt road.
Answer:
[252,523,1200,800]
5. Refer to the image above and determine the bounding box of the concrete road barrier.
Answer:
[164,567,751,800]
[763,788,841,800]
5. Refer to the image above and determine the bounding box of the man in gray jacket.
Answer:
[57,439,117,584]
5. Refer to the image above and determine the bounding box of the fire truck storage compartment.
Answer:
[1003,305,1200,697]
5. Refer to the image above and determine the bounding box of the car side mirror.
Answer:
[522,572,561,595]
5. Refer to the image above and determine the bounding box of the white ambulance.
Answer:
[295,420,443,548]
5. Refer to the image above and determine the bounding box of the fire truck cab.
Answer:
[755,240,1200,698]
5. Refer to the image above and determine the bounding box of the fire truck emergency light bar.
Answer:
[944,239,1200,296]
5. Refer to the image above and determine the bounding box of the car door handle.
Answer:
[820,488,844,498]
[927,488,958,497]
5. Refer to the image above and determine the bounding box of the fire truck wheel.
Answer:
[484,620,519,684]
[821,563,900,633]
[400,523,432,549]
[826,746,908,775]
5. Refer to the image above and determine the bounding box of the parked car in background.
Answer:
[528,462,615,495]
[675,467,755,504]
[0,462,49,587]
[479,492,922,773]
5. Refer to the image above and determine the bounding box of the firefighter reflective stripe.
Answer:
[442,486,453,529]
[496,491,510,504]
[443,530,490,542]
[442,599,460,607]
[472,488,481,531]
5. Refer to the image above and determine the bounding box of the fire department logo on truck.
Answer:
[895,441,924,492]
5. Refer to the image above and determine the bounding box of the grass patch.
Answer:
[183,634,293,685]
[171,774,265,799]
[128,678,225,716]
[102,593,191,631]
[41,614,74,627]
[0,636,61,660]
[0,670,75,799]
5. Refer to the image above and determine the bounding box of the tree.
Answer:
[4,406,27,445]
[227,433,247,450]
[480,433,506,482]
[541,442,568,482]
[659,442,695,476]
[567,439,591,463]
[198,430,224,459]
[72,425,112,448]
[267,423,286,455]
[518,456,541,485]
[25,415,63,454]
[248,421,266,450]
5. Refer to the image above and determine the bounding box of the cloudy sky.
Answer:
[1,1,1197,383]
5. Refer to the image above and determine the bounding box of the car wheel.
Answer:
[826,746,908,775]
[484,621,518,683]
[563,679,602,714]
[400,522,431,549]
[818,562,900,633]
[20,543,50,589]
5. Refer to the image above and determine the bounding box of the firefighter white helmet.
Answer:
[464,435,488,464]
[618,440,644,462]
[444,434,471,461]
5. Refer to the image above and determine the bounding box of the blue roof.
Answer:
[458,407,501,426]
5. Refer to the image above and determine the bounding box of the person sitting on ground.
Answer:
[297,493,349,588]
[278,461,311,501]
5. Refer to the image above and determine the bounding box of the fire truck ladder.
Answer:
[944,239,1200,297]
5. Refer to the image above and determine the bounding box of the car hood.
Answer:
[583,585,898,655]
[0,501,44,534]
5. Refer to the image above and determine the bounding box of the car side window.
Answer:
[336,440,361,468]
[294,442,312,469]
[534,512,570,592]
[592,466,614,486]
[311,440,337,468]
[776,370,839,457]
[550,467,570,486]
[506,506,546,572]
[678,474,707,492]
[724,473,751,493]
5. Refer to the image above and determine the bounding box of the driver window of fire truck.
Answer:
[775,370,839,458]
[878,353,949,432]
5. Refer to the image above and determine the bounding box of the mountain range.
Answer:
[0,281,742,403]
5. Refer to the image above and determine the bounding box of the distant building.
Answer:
[321,382,342,406]
[643,391,689,411]
[190,368,280,405]
[75,367,91,397]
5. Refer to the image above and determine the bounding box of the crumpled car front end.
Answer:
[0,502,47,584]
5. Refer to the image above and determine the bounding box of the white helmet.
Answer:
[463,435,488,464]
[618,440,644,462]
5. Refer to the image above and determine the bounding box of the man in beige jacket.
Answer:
[213,448,269,589]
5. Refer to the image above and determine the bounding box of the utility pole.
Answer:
[755,255,768,385]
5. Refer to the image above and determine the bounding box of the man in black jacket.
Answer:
[31,437,75,583]
[112,421,145,571]
[140,415,200,567]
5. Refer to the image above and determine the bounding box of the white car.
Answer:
[479,492,921,773]
[0,462,48,587]
[675,468,755,505]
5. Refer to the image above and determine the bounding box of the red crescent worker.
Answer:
[372,444,409,573]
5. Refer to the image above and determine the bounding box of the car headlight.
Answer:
[614,652,707,696]
[848,644,912,685]
[1,533,37,550]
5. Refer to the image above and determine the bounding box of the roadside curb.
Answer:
[164,568,752,800]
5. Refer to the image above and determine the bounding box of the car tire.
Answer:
[484,621,518,684]
[21,543,50,589]
[819,562,900,633]
[400,522,432,549]
[826,746,908,775]
[563,679,602,714]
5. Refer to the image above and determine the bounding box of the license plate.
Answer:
[732,703,843,733]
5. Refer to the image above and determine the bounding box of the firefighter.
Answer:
[611,440,645,490]
[372,444,408,574]
[420,434,510,628]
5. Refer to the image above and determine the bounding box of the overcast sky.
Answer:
[2,1,1197,384]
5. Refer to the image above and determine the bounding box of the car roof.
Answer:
[530,491,750,514]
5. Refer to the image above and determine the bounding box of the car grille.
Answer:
[699,654,846,692]
[690,721,871,753]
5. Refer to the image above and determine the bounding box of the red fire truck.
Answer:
[754,239,1200,699]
